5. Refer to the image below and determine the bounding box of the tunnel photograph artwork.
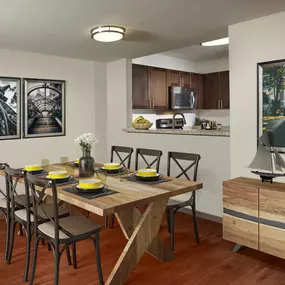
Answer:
[23,78,65,138]
[0,77,21,140]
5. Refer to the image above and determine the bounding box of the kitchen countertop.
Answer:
[123,127,230,137]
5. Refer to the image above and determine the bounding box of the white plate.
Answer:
[135,173,160,178]
[46,175,71,180]
[75,184,105,190]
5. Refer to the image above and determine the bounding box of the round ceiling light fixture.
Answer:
[201,37,229,47]
[91,26,125,42]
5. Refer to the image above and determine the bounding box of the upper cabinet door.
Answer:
[203,73,219,109]
[181,72,191,88]
[149,67,168,109]
[219,71,230,109]
[132,65,149,109]
[191,73,203,109]
[168,70,180,87]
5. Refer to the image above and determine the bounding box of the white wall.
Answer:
[197,56,229,74]
[230,11,285,178]
[133,54,197,72]
[0,49,100,168]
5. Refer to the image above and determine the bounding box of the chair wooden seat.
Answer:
[0,197,7,208]
[0,194,32,209]
[15,209,35,222]
[38,216,101,243]
[36,204,69,221]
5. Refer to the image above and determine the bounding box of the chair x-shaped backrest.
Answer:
[25,172,74,247]
[110,146,134,168]
[0,163,7,200]
[167,152,201,182]
[4,165,30,222]
[135,148,163,172]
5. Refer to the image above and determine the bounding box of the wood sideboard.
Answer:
[223,177,285,259]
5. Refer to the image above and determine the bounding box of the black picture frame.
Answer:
[23,78,66,139]
[257,58,285,153]
[0,76,21,140]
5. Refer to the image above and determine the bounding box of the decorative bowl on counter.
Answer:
[132,122,153,130]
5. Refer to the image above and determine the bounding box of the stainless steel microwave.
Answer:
[169,86,196,110]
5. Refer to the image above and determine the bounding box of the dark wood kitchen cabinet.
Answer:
[168,70,191,88]
[149,67,168,109]
[191,73,203,109]
[202,71,229,109]
[132,64,150,109]
[219,71,230,109]
[203,72,219,109]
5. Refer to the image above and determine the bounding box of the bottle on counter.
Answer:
[205,121,212,130]
[212,121,217,130]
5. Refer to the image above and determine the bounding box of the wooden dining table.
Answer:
[3,163,203,285]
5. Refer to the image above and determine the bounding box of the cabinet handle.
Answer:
[217,100,220,109]
[152,99,155,108]
[221,100,223,109]
[149,98,152,109]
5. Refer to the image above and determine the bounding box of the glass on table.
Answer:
[118,167,129,182]
[95,168,107,187]
[65,163,75,177]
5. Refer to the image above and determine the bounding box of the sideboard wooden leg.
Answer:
[232,244,246,253]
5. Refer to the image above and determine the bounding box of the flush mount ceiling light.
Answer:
[201,37,229,47]
[91,26,125,42]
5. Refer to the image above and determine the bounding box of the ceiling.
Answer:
[1,0,285,62]
[162,44,229,62]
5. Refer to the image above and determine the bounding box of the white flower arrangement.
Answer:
[75,133,98,153]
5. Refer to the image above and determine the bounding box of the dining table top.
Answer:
[1,163,203,217]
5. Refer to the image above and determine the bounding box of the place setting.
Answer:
[62,177,118,200]
[129,168,172,185]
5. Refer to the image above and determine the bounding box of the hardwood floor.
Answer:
[1,212,285,285]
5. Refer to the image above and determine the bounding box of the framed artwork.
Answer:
[257,59,285,153]
[0,77,21,140]
[23,78,66,138]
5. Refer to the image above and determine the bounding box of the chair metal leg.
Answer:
[104,216,108,227]
[7,221,16,264]
[86,211,90,218]
[40,238,45,246]
[72,242,77,269]
[66,246,72,266]
[29,236,40,285]
[54,247,60,285]
[192,205,200,244]
[4,213,10,261]
[94,233,104,285]
[24,232,31,282]
[166,209,171,233]
[110,214,115,229]
[170,210,175,251]
[48,243,52,251]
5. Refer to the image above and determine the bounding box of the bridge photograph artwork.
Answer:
[23,78,65,138]
[0,77,21,140]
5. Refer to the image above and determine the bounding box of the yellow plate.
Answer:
[137,169,157,177]
[48,171,68,179]
[79,179,102,189]
[103,163,120,170]
[75,159,79,163]
[24,165,42,172]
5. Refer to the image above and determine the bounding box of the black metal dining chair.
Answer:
[166,152,201,251]
[105,146,134,228]
[110,146,134,168]
[135,148,163,172]
[5,165,70,282]
[26,172,104,285]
